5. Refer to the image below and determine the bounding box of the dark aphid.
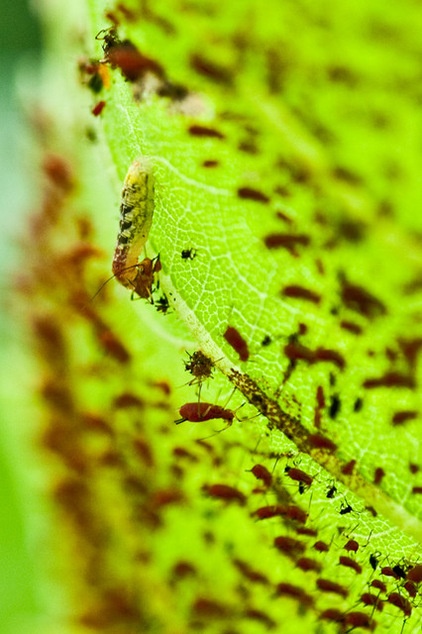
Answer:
[223,325,249,362]
[369,553,380,571]
[326,483,337,499]
[339,502,354,515]
[184,350,214,385]
[175,402,235,425]
[181,248,197,260]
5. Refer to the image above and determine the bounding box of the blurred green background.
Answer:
[0,0,44,632]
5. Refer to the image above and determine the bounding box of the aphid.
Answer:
[112,158,155,296]
[274,536,305,557]
[407,564,422,583]
[316,578,348,598]
[249,464,272,488]
[343,612,376,631]
[387,592,412,617]
[155,294,170,314]
[202,483,246,505]
[370,579,387,593]
[313,540,330,553]
[339,501,354,515]
[285,466,313,489]
[296,557,322,573]
[175,402,235,425]
[360,593,384,611]
[181,248,196,260]
[223,325,249,362]
[326,483,337,499]
[369,553,380,571]
[339,555,362,574]
[344,539,359,553]
[392,564,407,580]
[184,351,214,388]
[381,566,400,579]
[275,582,314,608]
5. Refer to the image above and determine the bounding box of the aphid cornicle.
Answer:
[112,158,156,296]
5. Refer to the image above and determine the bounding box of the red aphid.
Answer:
[313,540,330,552]
[370,579,387,593]
[339,555,362,574]
[249,464,272,488]
[344,539,359,553]
[274,536,305,556]
[407,563,422,583]
[344,612,376,631]
[223,325,249,361]
[316,578,348,598]
[360,593,384,611]
[387,592,412,617]
[285,466,313,487]
[202,483,246,505]
[175,402,235,424]
[275,582,314,608]
[296,557,322,573]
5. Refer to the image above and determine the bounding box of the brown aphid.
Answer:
[274,536,305,557]
[223,325,250,362]
[175,402,235,425]
[309,434,338,452]
[313,540,330,553]
[316,578,349,598]
[387,592,412,617]
[275,582,314,608]
[296,557,322,573]
[344,539,359,553]
[202,483,246,506]
[249,464,272,488]
[360,593,384,611]
[339,556,362,574]
[243,608,276,629]
[319,608,344,623]
[381,566,400,579]
[374,467,386,485]
[403,581,417,598]
[192,596,232,618]
[91,100,106,116]
[232,558,269,585]
[285,466,313,488]
[370,579,387,593]
[343,612,376,631]
[341,459,357,475]
[407,563,422,583]
[237,186,270,203]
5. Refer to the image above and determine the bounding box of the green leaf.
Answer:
[17,0,422,631]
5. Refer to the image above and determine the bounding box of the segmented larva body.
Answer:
[112,158,155,290]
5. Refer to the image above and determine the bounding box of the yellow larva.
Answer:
[112,158,156,298]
